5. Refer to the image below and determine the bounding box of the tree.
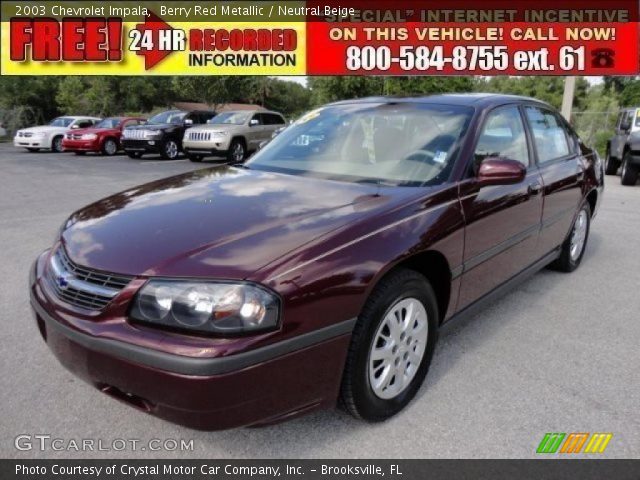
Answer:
[172,77,256,109]
[384,76,474,95]
[0,76,63,120]
[308,77,384,105]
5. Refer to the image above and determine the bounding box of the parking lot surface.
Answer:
[1,144,639,458]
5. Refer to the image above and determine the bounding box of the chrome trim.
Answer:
[49,254,120,299]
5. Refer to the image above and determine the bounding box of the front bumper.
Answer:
[122,139,162,154]
[62,138,100,152]
[14,136,47,148]
[183,138,232,157]
[29,254,352,430]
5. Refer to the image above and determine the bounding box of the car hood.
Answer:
[69,127,119,135]
[21,125,67,134]
[190,123,242,132]
[61,167,401,279]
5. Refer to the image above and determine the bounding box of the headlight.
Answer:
[130,280,281,336]
[81,133,97,140]
[143,130,160,139]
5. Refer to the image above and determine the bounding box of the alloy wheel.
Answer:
[232,142,244,162]
[53,137,63,152]
[104,140,117,155]
[368,298,429,400]
[570,209,588,262]
[165,141,178,159]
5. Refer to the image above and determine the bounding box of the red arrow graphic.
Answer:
[133,11,175,70]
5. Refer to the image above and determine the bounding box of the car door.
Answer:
[456,105,544,310]
[246,113,266,150]
[611,109,632,160]
[523,105,585,257]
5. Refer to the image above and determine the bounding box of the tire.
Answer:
[620,152,639,186]
[126,151,143,159]
[102,138,118,156]
[226,138,246,163]
[51,136,64,153]
[187,153,203,162]
[160,139,179,160]
[340,269,439,422]
[550,202,591,273]
[26,148,39,153]
[604,148,620,175]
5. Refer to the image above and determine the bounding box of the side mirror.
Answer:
[477,157,526,187]
[70,124,80,130]
[249,119,259,127]
[620,120,632,132]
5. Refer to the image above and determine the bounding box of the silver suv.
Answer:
[183,110,286,163]
[606,107,640,185]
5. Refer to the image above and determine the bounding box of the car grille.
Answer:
[188,131,212,141]
[47,247,133,311]
[123,129,147,140]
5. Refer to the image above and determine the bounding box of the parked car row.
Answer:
[13,109,288,162]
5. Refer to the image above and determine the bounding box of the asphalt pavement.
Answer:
[1,143,638,459]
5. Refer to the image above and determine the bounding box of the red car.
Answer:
[62,117,146,156]
[30,95,603,429]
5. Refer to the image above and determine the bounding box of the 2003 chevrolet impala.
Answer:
[30,94,603,429]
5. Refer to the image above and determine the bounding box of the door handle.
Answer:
[528,182,542,195]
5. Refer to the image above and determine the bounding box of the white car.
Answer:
[14,116,102,153]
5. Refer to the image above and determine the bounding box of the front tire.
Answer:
[604,148,620,175]
[550,202,591,272]
[102,138,118,156]
[51,136,64,153]
[620,152,639,186]
[340,269,439,422]
[227,139,246,163]
[160,139,179,160]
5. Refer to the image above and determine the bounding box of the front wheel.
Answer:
[160,140,179,160]
[51,136,64,153]
[604,148,620,175]
[550,202,591,273]
[620,152,639,186]
[226,139,246,163]
[102,138,118,156]
[340,269,439,421]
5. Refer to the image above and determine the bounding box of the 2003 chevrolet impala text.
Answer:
[30,95,603,429]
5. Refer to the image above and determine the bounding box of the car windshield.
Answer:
[148,111,185,125]
[209,112,249,125]
[49,117,74,127]
[95,118,122,129]
[247,103,473,186]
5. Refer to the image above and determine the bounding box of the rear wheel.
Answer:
[340,269,439,421]
[187,153,203,162]
[550,202,591,273]
[102,138,118,156]
[51,136,63,153]
[620,152,639,186]
[160,140,179,160]
[604,148,620,175]
[226,139,246,163]
[126,151,143,159]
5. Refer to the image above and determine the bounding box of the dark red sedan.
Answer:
[30,95,603,429]
[62,117,146,156]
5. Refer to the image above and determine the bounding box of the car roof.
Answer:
[328,93,553,109]
[218,110,281,115]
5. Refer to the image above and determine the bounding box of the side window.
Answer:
[251,114,263,126]
[75,120,93,129]
[201,112,215,124]
[264,113,285,125]
[474,106,529,169]
[524,107,570,163]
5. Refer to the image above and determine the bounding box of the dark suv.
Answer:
[122,110,216,160]
[606,107,640,185]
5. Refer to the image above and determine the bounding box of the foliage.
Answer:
[308,77,384,105]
